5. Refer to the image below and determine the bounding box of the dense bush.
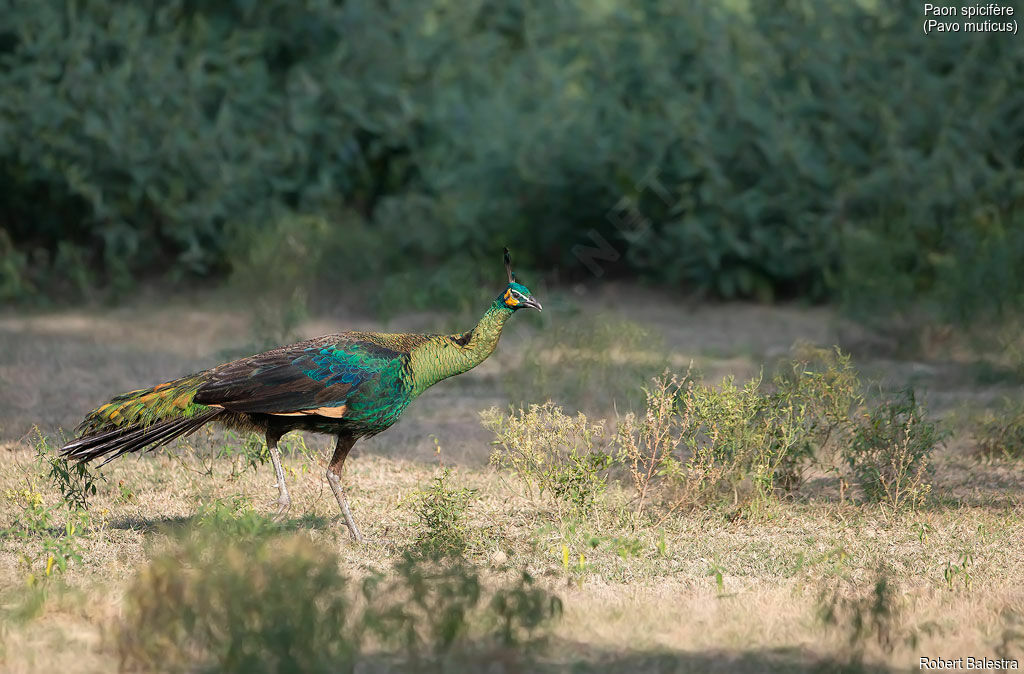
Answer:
[3,0,1022,318]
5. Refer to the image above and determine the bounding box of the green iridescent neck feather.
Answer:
[407,301,514,396]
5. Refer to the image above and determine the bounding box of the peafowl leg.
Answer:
[267,431,291,521]
[326,435,362,542]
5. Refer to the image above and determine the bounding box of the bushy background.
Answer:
[2,0,1022,319]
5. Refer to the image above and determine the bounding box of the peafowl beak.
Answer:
[522,297,542,312]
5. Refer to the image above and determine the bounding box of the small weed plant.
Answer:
[943,550,974,591]
[33,428,102,511]
[412,469,477,554]
[196,496,280,538]
[0,430,98,606]
[177,428,270,479]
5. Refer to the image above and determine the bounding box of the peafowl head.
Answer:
[499,248,542,312]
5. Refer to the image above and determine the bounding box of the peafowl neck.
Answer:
[408,302,514,395]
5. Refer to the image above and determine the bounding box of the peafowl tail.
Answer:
[60,374,221,465]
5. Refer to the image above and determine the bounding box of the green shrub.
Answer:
[616,369,816,516]
[843,390,943,508]
[769,345,862,490]
[411,469,477,554]
[490,348,875,518]
[615,372,690,521]
[665,373,793,514]
[483,402,613,514]
[194,496,280,539]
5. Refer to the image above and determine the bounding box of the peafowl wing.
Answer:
[194,333,427,429]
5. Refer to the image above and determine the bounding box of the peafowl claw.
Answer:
[270,494,292,522]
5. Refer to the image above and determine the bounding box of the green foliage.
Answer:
[230,214,329,348]
[974,399,1024,460]
[663,372,797,513]
[615,372,689,521]
[117,530,563,672]
[844,390,944,508]
[114,480,136,505]
[4,1,1020,320]
[483,402,613,513]
[219,430,272,476]
[411,469,477,554]
[616,368,826,517]
[770,345,863,490]
[178,429,309,481]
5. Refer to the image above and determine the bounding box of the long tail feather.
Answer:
[61,409,221,464]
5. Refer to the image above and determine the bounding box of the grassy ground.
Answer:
[1,286,1023,672]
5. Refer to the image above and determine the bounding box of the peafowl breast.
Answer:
[60,249,541,541]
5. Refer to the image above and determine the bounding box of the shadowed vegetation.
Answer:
[118,525,562,673]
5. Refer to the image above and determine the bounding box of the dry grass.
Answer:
[1,445,1021,672]
[2,290,1023,672]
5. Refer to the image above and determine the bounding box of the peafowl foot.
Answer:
[267,432,291,522]
[327,472,363,542]
[326,435,364,543]
[270,493,292,522]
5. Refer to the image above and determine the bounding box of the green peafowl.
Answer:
[60,249,540,541]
